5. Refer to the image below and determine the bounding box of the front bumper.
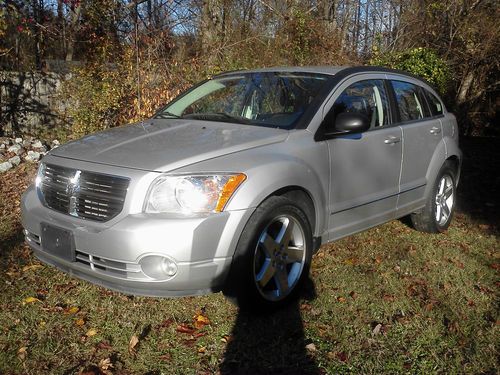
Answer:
[21,185,254,297]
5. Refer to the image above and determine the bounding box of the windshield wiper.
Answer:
[155,111,182,119]
[182,112,252,124]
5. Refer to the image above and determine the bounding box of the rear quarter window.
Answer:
[390,80,427,122]
[423,90,444,116]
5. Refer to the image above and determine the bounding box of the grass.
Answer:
[0,137,498,375]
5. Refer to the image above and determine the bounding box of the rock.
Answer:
[25,150,41,163]
[9,155,21,166]
[32,140,44,149]
[0,161,13,173]
[0,144,5,150]
[15,137,23,144]
[7,144,22,155]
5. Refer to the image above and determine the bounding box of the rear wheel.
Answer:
[224,196,313,311]
[411,162,457,233]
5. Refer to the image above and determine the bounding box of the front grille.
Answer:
[38,163,129,222]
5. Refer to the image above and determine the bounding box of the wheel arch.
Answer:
[423,140,448,200]
[266,186,317,237]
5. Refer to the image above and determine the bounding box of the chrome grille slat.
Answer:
[75,251,145,280]
[39,163,129,222]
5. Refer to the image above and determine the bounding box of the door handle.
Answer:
[430,126,441,134]
[384,136,401,145]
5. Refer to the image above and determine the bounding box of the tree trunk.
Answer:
[457,70,474,105]
[200,0,226,65]
[65,3,82,62]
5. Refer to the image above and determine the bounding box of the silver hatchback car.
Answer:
[21,66,461,309]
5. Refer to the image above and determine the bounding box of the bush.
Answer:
[371,47,450,94]
[61,62,128,138]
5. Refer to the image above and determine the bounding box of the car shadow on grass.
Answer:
[0,226,27,271]
[220,277,319,375]
[456,136,499,234]
[397,136,499,235]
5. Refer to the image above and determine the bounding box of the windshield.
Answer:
[155,72,330,129]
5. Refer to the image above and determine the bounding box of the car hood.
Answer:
[50,119,288,172]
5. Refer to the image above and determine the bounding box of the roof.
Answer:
[217,66,348,76]
[215,65,436,91]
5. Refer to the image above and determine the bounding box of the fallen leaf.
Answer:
[159,353,171,361]
[17,346,27,360]
[23,296,40,304]
[193,312,210,329]
[86,328,98,337]
[6,269,20,277]
[467,299,475,307]
[349,291,357,299]
[337,296,346,303]
[305,343,317,352]
[425,302,435,311]
[336,351,348,362]
[75,318,85,326]
[344,257,358,266]
[193,332,207,339]
[383,294,395,302]
[374,256,382,264]
[198,346,206,353]
[372,323,382,335]
[22,264,43,272]
[221,335,233,344]
[98,357,113,373]
[96,341,112,350]
[65,306,80,315]
[157,318,174,329]
[300,303,312,311]
[128,334,139,355]
[176,324,195,334]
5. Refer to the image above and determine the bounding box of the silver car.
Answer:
[21,66,461,310]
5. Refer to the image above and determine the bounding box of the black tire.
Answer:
[223,196,313,312]
[410,162,457,233]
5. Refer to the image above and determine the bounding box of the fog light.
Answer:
[139,255,178,279]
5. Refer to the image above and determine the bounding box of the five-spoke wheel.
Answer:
[254,215,306,301]
[224,196,312,311]
[411,161,457,233]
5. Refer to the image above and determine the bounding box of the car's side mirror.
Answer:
[324,112,370,137]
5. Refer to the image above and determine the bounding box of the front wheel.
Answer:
[411,162,457,233]
[224,196,313,311]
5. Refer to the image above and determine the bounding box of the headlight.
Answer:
[144,173,246,214]
[35,162,46,188]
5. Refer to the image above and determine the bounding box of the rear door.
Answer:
[321,75,402,240]
[387,78,444,215]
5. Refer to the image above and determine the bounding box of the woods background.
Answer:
[0,0,498,140]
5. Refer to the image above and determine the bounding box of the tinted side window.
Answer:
[327,79,389,129]
[423,90,444,116]
[391,80,426,122]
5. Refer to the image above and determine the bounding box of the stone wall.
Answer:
[0,71,68,137]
